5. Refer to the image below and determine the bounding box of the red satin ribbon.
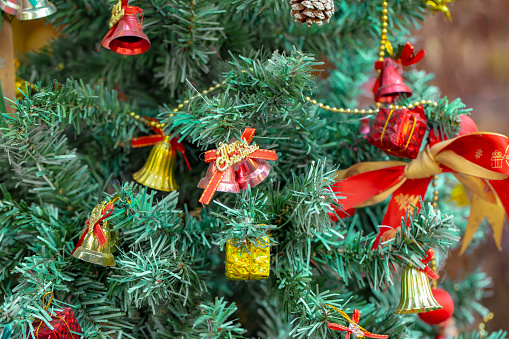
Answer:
[198,128,278,205]
[330,132,509,249]
[420,249,439,280]
[374,42,425,69]
[131,117,191,170]
[71,203,114,252]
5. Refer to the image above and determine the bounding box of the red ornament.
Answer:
[29,292,83,338]
[99,1,150,55]
[373,58,412,103]
[367,106,428,159]
[429,114,478,146]
[418,288,454,325]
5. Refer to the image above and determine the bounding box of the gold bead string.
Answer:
[431,258,438,289]
[478,312,494,337]
[304,97,438,114]
[127,81,226,130]
[432,175,439,209]
[378,1,390,66]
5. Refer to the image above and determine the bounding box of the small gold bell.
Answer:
[395,265,443,314]
[72,201,118,266]
[133,135,178,192]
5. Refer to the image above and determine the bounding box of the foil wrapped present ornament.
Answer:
[30,292,83,339]
[198,128,278,205]
[0,0,19,15]
[395,249,443,314]
[131,118,191,192]
[72,199,118,266]
[367,105,428,159]
[99,0,150,55]
[16,0,56,20]
[225,236,270,280]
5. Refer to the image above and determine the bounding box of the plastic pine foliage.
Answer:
[0,0,505,338]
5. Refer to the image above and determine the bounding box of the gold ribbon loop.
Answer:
[404,146,442,179]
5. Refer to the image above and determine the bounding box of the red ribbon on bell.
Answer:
[131,117,191,171]
[420,249,439,280]
[198,128,278,205]
[72,202,114,251]
[374,42,425,69]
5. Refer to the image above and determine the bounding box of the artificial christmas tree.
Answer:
[0,0,507,338]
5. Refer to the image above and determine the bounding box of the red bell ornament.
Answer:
[234,158,271,189]
[100,1,150,55]
[367,105,428,159]
[198,164,240,194]
[418,288,455,325]
[373,58,412,103]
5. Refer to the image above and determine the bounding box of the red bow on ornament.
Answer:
[72,201,115,252]
[198,128,278,205]
[131,117,191,170]
[374,42,425,70]
[419,249,439,280]
[330,131,509,252]
[326,304,388,339]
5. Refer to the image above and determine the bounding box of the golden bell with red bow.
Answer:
[395,265,443,314]
[133,135,178,192]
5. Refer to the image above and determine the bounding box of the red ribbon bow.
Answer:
[330,132,509,250]
[198,128,278,205]
[131,117,191,170]
[419,249,439,280]
[374,42,425,69]
[72,202,114,252]
[327,305,388,339]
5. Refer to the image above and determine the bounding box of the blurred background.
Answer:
[418,0,509,332]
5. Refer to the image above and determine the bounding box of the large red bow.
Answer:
[131,117,191,170]
[330,132,509,251]
[198,128,278,205]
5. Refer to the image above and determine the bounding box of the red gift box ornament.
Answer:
[367,105,428,159]
[326,304,388,339]
[31,292,83,339]
[198,128,278,205]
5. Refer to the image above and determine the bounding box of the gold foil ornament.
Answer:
[225,236,270,280]
[395,265,443,314]
[72,200,118,266]
[133,135,178,192]
[109,0,125,28]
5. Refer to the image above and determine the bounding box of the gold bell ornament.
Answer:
[131,126,191,191]
[72,198,119,266]
[225,235,270,280]
[16,0,56,20]
[395,249,443,314]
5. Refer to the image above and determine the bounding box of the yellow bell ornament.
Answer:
[131,124,191,191]
[395,249,443,314]
[72,198,119,266]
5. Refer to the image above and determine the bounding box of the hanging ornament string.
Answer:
[35,292,75,339]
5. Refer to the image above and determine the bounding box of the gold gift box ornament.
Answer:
[225,236,270,280]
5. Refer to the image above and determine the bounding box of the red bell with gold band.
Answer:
[367,105,428,159]
[99,0,150,55]
[198,128,278,205]
[373,58,412,103]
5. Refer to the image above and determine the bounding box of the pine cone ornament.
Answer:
[291,0,334,26]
